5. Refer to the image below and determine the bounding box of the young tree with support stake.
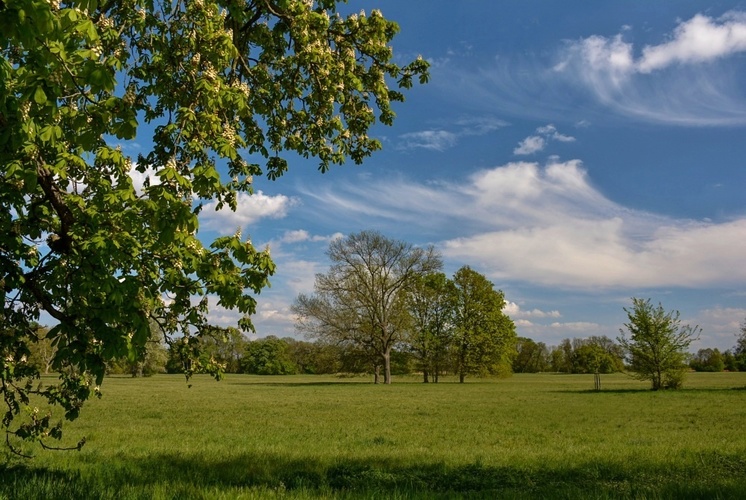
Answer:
[0,0,428,454]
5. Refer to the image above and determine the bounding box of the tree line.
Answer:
[26,301,746,388]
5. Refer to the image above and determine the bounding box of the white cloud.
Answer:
[302,159,746,290]
[199,191,297,231]
[638,12,746,73]
[504,301,561,319]
[279,229,344,245]
[515,125,575,156]
[273,259,322,295]
[128,163,160,195]
[281,229,312,244]
[399,130,458,151]
[538,124,576,143]
[551,11,746,125]
[512,318,609,346]
[550,321,601,332]
[204,295,243,328]
[513,136,545,155]
[689,307,746,351]
[435,12,746,126]
[557,13,746,77]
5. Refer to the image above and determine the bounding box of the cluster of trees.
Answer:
[689,333,746,373]
[513,336,625,375]
[292,231,517,384]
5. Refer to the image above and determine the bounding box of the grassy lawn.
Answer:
[2,372,746,499]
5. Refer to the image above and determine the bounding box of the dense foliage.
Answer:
[618,298,699,390]
[451,266,516,382]
[0,0,427,453]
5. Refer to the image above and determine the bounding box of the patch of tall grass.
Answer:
[2,372,745,498]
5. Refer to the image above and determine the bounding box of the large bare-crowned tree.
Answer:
[293,231,442,384]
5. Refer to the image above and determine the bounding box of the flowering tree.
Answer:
[0,0,427,454]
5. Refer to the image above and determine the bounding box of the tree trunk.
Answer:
[383,350,391,384]
[373,364,380,384]
[423,370,429,383]
[459,343,467,383]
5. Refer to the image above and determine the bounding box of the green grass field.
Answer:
[2,372,746,499]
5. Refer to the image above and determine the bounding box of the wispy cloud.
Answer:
[435,11,746,126]
[398,116,506,152]
[552,11,746,125]
[278,229,343,245]
[399,130,458,151]
[300,159,746,290]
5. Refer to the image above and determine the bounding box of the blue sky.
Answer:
[158,1,746,351]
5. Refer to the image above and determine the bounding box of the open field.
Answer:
[2,372,746,499]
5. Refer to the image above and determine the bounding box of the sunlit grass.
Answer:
[2,372,746,498]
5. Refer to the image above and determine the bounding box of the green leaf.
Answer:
[33,86,47,105]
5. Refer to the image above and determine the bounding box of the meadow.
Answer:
[2,372,746,499]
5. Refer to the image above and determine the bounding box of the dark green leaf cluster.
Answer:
[1,0,426,453]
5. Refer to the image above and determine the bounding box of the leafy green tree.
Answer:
[722,350,739,372]
[197,326,248,374]
[570,336,624,375]
[451,266,516,383]
[690,348,725,372]
[549,339,572,373]
[25,323,56,374]
[293,231,441,384]
[107,321,168,377]
[618,298,700,390]
[1,0,427,452]
[241,336,297,375]
[734,319,746,371]
[405,272,456,382]
[284,339,341,375]
[548,336,623,375]
[513,337,550,373]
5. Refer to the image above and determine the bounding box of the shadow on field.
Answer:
[227,381,372,387]
[3,449,746,499]
[557,386,746,394]
[554,388,651,394]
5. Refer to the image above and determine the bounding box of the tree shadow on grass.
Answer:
[225,381,372,387]
[557,386,746,394]
[553,388,652,394]
[3,449,746,499]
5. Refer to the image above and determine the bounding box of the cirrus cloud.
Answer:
[552,11,746,125]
